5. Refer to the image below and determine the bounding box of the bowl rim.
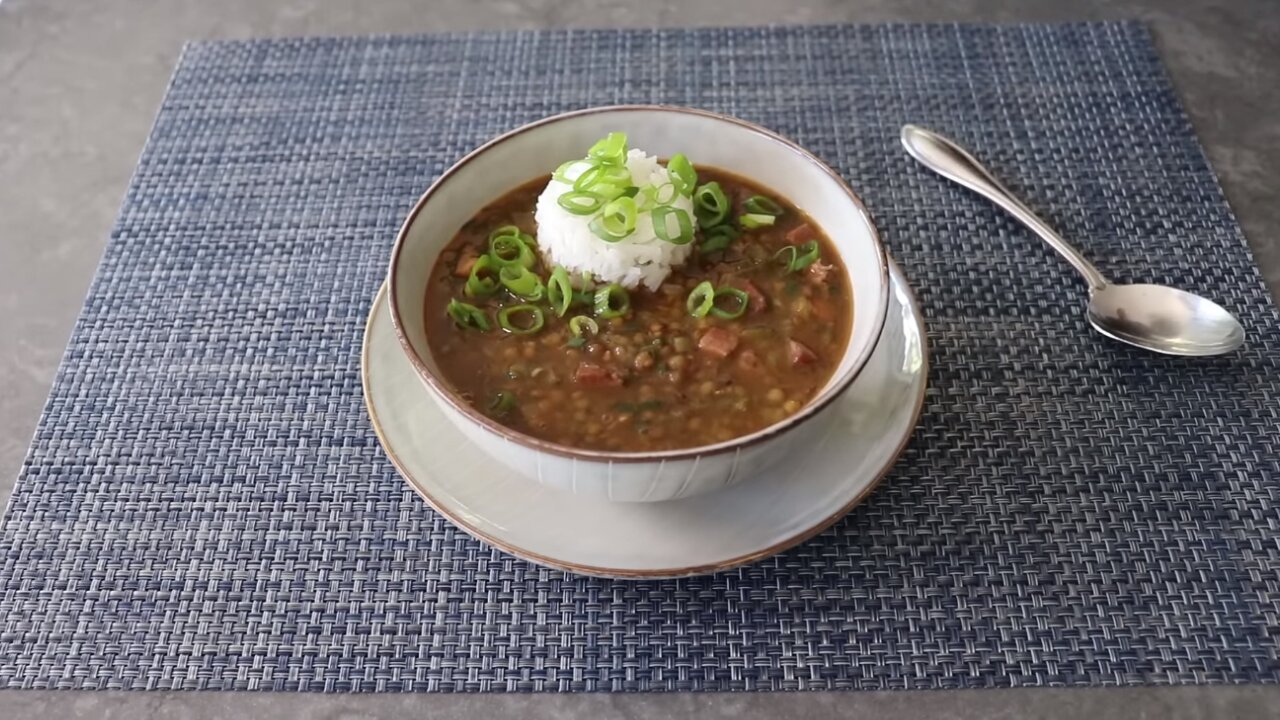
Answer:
[387,104,891,464]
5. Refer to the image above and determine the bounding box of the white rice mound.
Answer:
[535,148,697,291]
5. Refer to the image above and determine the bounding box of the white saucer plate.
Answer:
[362,259,927,578]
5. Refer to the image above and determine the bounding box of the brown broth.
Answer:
[424,168,852,451]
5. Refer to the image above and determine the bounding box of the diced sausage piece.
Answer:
[574,362,623,387]
[788,338,818,366]
[807,259,835,285]
[698,327,740,359]
[734,279,768,314]
[454,248,480,278]
[786,223,818,245]
[737,349,763,373]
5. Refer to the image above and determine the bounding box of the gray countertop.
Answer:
[2,0,1278,717]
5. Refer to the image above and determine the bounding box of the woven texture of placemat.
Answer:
[1,21,1278,692]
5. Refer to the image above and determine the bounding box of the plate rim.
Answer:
[362,259,929,578]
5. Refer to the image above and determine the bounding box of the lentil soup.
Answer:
[424,168,852,451]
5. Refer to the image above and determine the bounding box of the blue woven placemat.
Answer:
[2,21,1278,692]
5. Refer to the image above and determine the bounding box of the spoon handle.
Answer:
[900,124,1109,291]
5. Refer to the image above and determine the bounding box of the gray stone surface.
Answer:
[1,0,1277,717]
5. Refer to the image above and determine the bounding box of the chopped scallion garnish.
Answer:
[574,163,632,192]
[774,239,821,273]
[497,304,545,334]
[499,265,546,301]
[594,283,631,318]
[588,132,628,166]
[793,239,821,271]
[710,287,750,319]
[774,245,797,270]
[686,281,715,318]
[643,182,679,207]
[566,313,597,348]
[693,182,731,227]
[553,160,593,184]
[557,190,607,216]
[666,154,697,197]
[699,224,739,254]
[651,206,694,245]
[590,196,638,242]
[743,195,784,216]
[489,232,536,269]
[739,213,777,229]
[688,282,748,319]
[488,225,521,242]
[569,314,599,338]
[547,266,573,317]
[588,216,623,243]
[447,299,490,331]
[464,254,500,298]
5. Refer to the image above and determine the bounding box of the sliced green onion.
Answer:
[774,245,797,270]
[588,132,628,165]
[651,206,694,245]
[553,160,593,184]
[743,195,784,216]
[489,233,536,269]
[599,196,640,238]
[793,239,821,272]
[775,240,822,273]
[547,266,573,317]
[739,212,777,229]
[447,299,490,331]
[699,224,739,254]
[594,283,631,318]
[499,265,546,301]
[642,182,679,207]
[565,337,587,349]
[588,217,622,243]
[600,183,633,202]
[574,163,632,191]
[569,315,600,338]
[488,391,517,416]
[497,304,545,334]
[620,185,640,199]
[464,254,500,298]
[686,281,715,318]
[666,153,696,197]
[488,225,522,242]
[699,234,732,254]
[557,190,607,216]
[693,182,731,227]
[710,287,750,319]
[488,225,537,249]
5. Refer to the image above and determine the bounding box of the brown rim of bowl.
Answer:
[386,104,891,465]
[364,260,928,578]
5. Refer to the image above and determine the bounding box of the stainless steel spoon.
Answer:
[900,124,1245,357]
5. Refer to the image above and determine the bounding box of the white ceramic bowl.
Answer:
[388,106,889,503]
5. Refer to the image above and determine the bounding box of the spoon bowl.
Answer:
[900,124,1246,357]
[1087,284,1245,356]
